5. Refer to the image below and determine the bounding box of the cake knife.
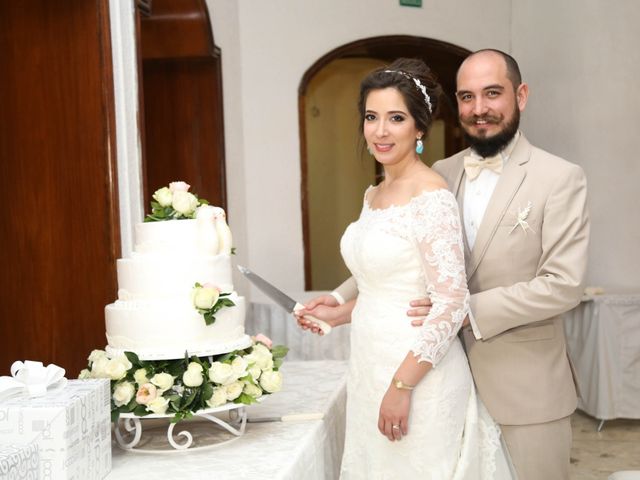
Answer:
[237,266,332,335]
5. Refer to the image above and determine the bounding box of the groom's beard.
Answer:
[461,105,520,158]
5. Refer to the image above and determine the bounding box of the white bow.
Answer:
[0,360,67,401]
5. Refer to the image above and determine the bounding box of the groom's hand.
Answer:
[407,297,432,327]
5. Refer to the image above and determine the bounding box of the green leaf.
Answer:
[201,382,214,401]
[234,393,256,405]
[215,352,234,363]
[271,345,289,359]
[124,351,141,367]
[204,311,215,326]
[133,405,150,417]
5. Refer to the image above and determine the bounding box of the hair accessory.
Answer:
[383,70,433,114]
[416,139,424,155]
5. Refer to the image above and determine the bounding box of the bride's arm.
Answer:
[379,191,469,441]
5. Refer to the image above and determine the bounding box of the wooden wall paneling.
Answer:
[0,1,119,375]
[138,0,227,212]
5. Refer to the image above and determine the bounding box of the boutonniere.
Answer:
[509,201,535,235]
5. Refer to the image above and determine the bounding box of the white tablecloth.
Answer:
[564,294,640,420]
[108,360,348,479]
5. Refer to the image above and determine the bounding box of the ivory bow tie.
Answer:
[463,155,503,181]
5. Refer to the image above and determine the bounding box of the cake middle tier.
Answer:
[117,253,233,300]
[105,294,247,359]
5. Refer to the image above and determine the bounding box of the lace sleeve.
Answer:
[410,190,470,365]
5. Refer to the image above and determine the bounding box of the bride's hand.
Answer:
[407,297,432,327]
[378,387,411,442]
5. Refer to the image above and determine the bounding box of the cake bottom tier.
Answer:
[105,294,249,360]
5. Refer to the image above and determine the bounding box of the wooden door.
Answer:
[0,1,119,375]
[137,0,227,211]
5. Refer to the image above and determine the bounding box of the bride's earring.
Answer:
[415,138,424,154]
[367,145,373,155]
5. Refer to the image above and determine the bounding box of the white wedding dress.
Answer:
[339,187,515,479]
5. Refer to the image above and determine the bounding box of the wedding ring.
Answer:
[392,425,400,430]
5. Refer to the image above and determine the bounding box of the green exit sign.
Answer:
[400,0,422,7]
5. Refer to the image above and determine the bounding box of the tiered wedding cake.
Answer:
[105,185,252,360]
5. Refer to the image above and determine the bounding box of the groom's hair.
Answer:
[463,49,522,90]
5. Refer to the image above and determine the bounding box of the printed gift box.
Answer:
[0,441,39,480]
[0,375,111,480]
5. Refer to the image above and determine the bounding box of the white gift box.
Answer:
[0,379,111,480]
[0,441,40,480]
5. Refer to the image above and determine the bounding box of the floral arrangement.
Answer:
[79,335,288,423]
[192,283,235,325]
[145,181,209,222]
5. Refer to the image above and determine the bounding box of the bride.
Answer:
[296,58,515,479]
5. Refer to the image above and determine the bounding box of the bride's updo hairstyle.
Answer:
[358,58,442,137]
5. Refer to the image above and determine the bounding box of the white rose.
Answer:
[133,368,149,385]
[251,344,274,370]
[259,370,283,393]
[104,355,132,381]
[150,372,174,392]
[147,396,170,415]
[243,381,263,399]
[88,349,107,364]
[172,190,198,215]
[208,362,236,385]
[112,381,135,407]
[169,181,190,192]
[225,381,244,401]
[206,386,228,408]
[90,356,110,378]
[152,187,173,207]
[78,369,91,379]
[231,356,248,378]
[193,285,219,310]
[182,363,204,387]
[248,365,261,382]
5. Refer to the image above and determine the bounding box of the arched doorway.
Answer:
[300,36,470,290]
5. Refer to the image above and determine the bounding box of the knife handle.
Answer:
[293,303,332,335]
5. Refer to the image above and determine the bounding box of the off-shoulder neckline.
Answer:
[363,185,452,212]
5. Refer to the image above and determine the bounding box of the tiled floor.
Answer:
[570,411,640,479]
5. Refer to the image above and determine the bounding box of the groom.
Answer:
[304,49,590,480]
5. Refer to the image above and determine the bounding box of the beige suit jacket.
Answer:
[335,134,590,425]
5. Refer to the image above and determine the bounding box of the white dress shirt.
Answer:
[464,131,520,338]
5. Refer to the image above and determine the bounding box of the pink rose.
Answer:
[254,334,273,349]
[202,283,219,290]
[169,181,190,192]
[136,383,158,405]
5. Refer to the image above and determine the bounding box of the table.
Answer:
[564,294,640,423]
[108,360,348,480]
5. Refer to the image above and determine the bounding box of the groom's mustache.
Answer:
[462,114,502,125]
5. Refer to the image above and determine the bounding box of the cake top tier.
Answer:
[137,181,233,256]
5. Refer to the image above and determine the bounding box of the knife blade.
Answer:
[238,265,332,335]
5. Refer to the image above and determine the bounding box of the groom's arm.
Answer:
[471,163,590,340]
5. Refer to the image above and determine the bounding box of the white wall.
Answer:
[512,0,640,291]
[106,0,638,299]
[207,0,511,298]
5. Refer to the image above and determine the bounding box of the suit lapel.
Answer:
[466,136,531,280]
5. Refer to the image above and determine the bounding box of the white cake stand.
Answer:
[114,401,249,453]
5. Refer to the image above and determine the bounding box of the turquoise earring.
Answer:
[416,139,424,154]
